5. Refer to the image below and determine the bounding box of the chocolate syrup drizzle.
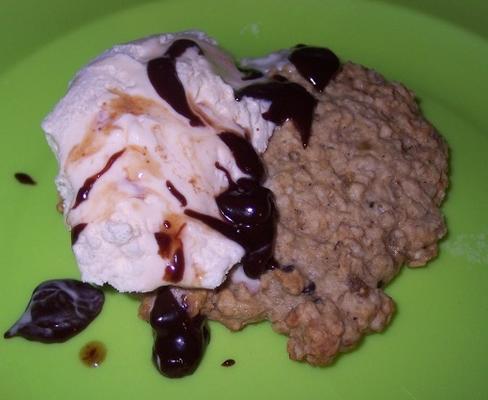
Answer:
[236,79,317,148]
[72,149,125,209]
[217,132,265,182]
[289,45,340,92]
[145,40,341,377]
[154,222,186,283]
[166,180,188,207]
[185,131,276,279]
[147,40,340,282]
[147,40,204,127]
[150,286,209,378]
[154,231,172,256]
[71,223,88,245]
[6,38,341,379]
[163,245,185,283]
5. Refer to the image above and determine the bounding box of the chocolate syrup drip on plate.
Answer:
[14,172,36,185]
[221,359,236,367]
[166,180,187,207]
[236,78,317,148]
[4,279,104,343]
[150,286,209,378]
[72,149,125,209]
[71,223,88,245]
[147,39,204,127]
[289,45,340,92]
[80,340,107,367]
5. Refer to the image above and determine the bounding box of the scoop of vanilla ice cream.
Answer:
[42,31,275,292]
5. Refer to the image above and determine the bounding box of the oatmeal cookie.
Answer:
[141,62,448,366]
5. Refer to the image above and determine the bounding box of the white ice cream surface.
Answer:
[42,31,275,292]
[240,48,292,75]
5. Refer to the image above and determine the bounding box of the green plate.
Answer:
[1,0,487,398]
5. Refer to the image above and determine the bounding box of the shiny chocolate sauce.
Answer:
[154,231,172,255]
[150,287,209,378]
[163,245,185,283]
[143,41,340,379]
[72,149,125,209]
[5,40,343,380]
[4,279,104,343]
[289,45,340,92]
[235,45,341,147]
[71,223,88,245]
[221,358,236,367]
[218,132,265,182]
[14,172,36,185]
[166,180,187,207]
[185,131,276,279]
[236,78,317,148]
[80,340,107,368]
[154,222,186,283]
[147,39,204,127]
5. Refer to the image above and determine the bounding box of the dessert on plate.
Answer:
[5,30,448,378]
[141,58,448,366]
